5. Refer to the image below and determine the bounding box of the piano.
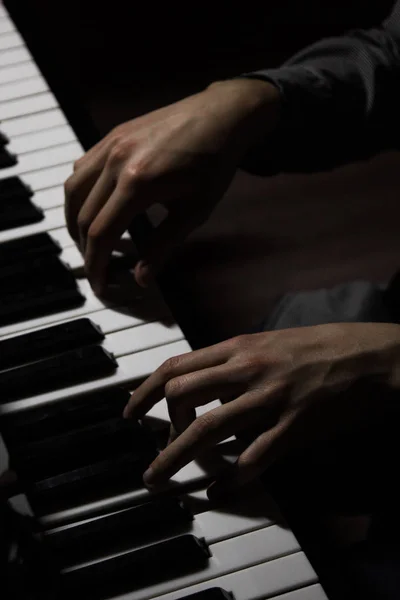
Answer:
[0,2,329,598]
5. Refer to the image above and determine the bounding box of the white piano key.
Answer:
[23,162,72,189]
[0,45,30,67]
[60,244,83,269]
[0,141,82,178]
[29,186,65,210]
[1,108,67,136]
[150,553,320,600]
[1,91,57,119]
[0,60,38,84]
[0,278,107,338]
[103,322,183,357]
[0,19,13,35]
[0,75,47,102]
[0,205,65,244]
[0,31,24,51]
[0,6,8,19]
[63,527,300,600]
[50,226,74,248]
[9,125,76,154]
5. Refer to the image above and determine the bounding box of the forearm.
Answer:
[236,2,400,175]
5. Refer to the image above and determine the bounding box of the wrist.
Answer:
[205,77,282,158]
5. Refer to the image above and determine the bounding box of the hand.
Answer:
[123,322,400,497]
[64,78,280,293]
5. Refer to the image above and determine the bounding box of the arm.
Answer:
[239,0,400,175]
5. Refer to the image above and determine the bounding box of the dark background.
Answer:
[14,0,400,346]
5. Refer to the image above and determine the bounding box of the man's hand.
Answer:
[124,322,400,497]
[64,78,280,293]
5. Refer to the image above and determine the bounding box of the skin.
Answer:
[123,322,400,497]
[64,77,400,497]
[65,78,281,293]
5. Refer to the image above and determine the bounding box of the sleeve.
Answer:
[239,1,400,175]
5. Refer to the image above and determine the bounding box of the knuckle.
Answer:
[225,334,250,352]
[107,140,131,165]
[159,355,182,379]
[119,162,147,188]
[192,412,219,437]
[164,377,185,400]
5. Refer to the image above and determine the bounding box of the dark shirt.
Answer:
[242,0,400,175]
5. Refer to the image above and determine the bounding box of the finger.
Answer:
[77,164,116,254]
[143,392,262,486]
[64,144,110,242]
[166,364,247,434]
[134,205,204,288]
[84,173,148,293]
[208,414,297,500]
[123,342,234,420]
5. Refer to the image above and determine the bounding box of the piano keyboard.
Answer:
[0,2,328,599]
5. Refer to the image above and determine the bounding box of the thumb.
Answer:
[134,206,203,287]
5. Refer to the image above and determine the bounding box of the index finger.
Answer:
[84,176,146,292]
[143,392,257,486]
[123,342,231,420]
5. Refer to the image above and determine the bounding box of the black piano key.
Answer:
[0,254,71,283]
[29,450,157,515]
[0,131,10,147]
[0,318,104,370]
[0,147,17,169]
[60,535,210,598]
[0,345,118,403]
[0,197,43,230]
[0,176,33,201]
[0,388,130,447]
[179,590,234,600]
[11,417,155,480]
[0,232,61,267]
[44,498,193,566]
[0,280,84,326]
